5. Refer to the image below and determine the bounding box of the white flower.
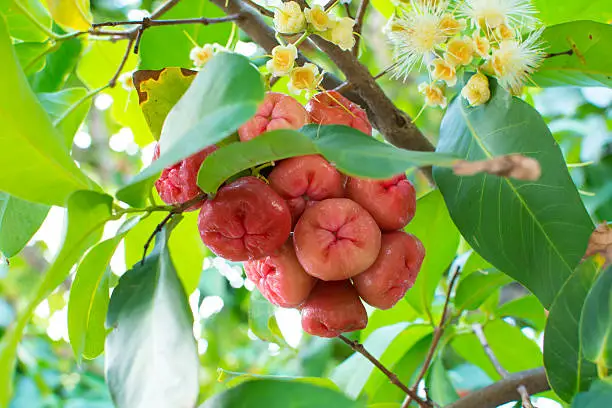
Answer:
[190,44,215,68]
[430,58,457,86]
[304,5,332,32]
[266,44,298,76]
[325,16,356,51]
[288,63,323,95]
[461,0,539,29]
[274,1,306,34]
[418,82,447,108]
[489,28,545,93]
[385,1,448,79]
[118,71,135,91]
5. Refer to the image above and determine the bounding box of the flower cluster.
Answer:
[267,1,355,95]
[385,0,545,109]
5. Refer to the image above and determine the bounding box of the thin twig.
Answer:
[517,385,535,408]
[338,335,432,408]
[352,0,369,56]
[109,36,136,87]
[334,62,398,93]
[401,266,461,408]
[546,49,573,58]
[472,323,509,378]
[243,0,274,17]
[92,15,242,28]
[141,212,174,265]
[323,0,337,10]
[344,3,353,18]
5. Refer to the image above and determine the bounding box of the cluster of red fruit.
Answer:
[153,91,425,338]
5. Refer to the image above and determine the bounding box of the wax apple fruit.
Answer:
[268,154,344,223]
[238,92,309,141]
[244,241,317,308]
[353,231,425,309]
[198,176,291,261]
[300,280,367,338]
[153,143,217,208]
[293,198,381,281]
[306,91,372,136]
[345,174,416,230]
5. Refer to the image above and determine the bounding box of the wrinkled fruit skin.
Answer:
[238,92,309,141]
[353,231,425,310]
[198,176,291,261]
[269,155,344,223]
[244,241,317,308]
[345,174,416,230]
[300,280,367,338]
[293,198,381,281]
[306,91,372,136]
[153,143,217,209]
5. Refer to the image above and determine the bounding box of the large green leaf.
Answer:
[248,290,287,346]
[0,193,49,257]
[0,190,111,406]
[68,217,140,361]
[571,378,612,408]
[0,0,52,41]
[106,224,198,408]
[426,357,460,406]
[404,189,460,315]
[544,259,600,402]
[38,88,91,149]
[30,36,82,93]
[533,0,612,25]
[139,0,231,70]
[45,0,92,31]
[199,379,366,408]
[580,267,612,370]
[133,68,197,140]
[532,21,612,87]
[116,52,265,207]
[454,270,512,312]
[0,16,93,205]
[14,41,51,75]
[218,370,339,390]
[434,78,593,308]
[496,295,546,331]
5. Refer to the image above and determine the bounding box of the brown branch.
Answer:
[352,0,369,56]
[243,0,274,17]
[92,15,242,28]
[401,266,461,408]
[344,3,354,18]
[337,335,432,408]
[109,36,136,88]
[446,368,550,408]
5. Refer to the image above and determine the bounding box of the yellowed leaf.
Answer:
[44,0,92,31]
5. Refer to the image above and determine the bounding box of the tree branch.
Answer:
[337,335,432,408]
[445,368,550,408]
[352,0,369,56]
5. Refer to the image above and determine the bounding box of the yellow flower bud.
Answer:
[461,72,491,106]
[430,58,457,86]
[288,63,322,95]
[190,44,215,68]
[439,14,465,37]
[418,82,447,108]
[266,44,298,76]
[472,32,490,58]
[304,5,332,32]
[495,23,515,40]
[321,16,356,51]
[274,1,306,34]
[445,37,474,66]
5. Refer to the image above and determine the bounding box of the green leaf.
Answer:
[452,320,542,381]
[0,190,111,406]
[571,378,612,408]
[133,68,197,140]
[533,0,612,25]
[404,189,460,315]
[426,357,460,406]
[14,41,51,75]
[532,21,612,87]
[248,290,287,346]
[580,267,612,370]
[68,217,140,361]
[544,259,600,402]
[370,0,394,18]
[0,193,49,257]
[454,270,512,312]
[461,250,492,278]
[434,78,593,308]
[0,16,93,205]
[117,52,264,207]
[106,224,198,408]
[30,36,82,92]
[138,0,231,70]
[44,0,92,31]
[301,124,458,177]
[38,88,91,148]
[496,295,547,331]
[199,379,366,408]
[0,0,52,42]
[360,300,419,340]
[218,369,338,390]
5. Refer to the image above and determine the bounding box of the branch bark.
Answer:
[445,368,550,408]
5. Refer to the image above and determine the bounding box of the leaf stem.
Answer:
[53,85,109,129]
